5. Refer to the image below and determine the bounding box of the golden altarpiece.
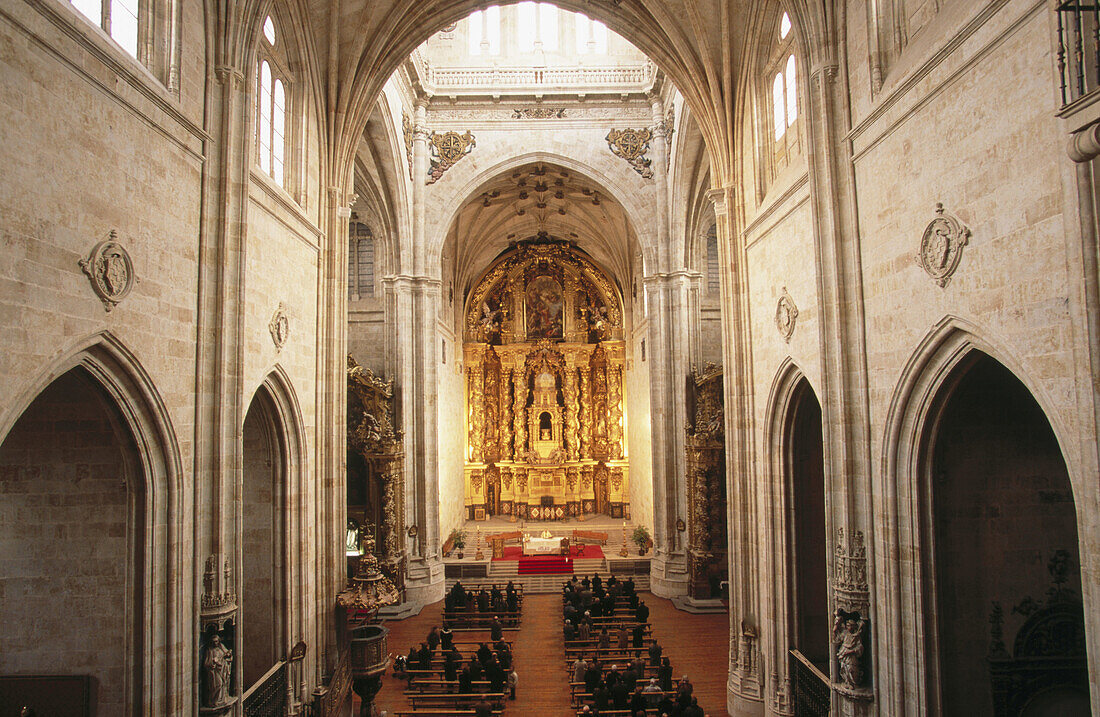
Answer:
[463,238,630,521]
[347,356,406,593]
[685,363,727,598]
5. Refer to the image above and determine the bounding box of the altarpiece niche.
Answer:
[463,238,629,521]
[347,356,406,594]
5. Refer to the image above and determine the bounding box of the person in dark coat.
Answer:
[458,666,473,694]
[506,589,519,613]
[477,642,492,665]
[656,694,675,717]
[658,656,673,692]
[629,685,648,714]
[617,624,630,650]
[473,696,492,717]
[605,665,621,690]
[440,625,454,650]
[468,657,484,681]
[417,643,432,670]
[648,640,663,667]
[633,624,646,649]
[444,650,459,683]
[486,657,505,693]
[597,628,610,649]
[611,678,630,710]
[593,684,611,711]
[584,663,602,693]
[477,588,490,612]
[427,626,440,652]
[564,620,576,641]
[635,600,649,623]
[490,616,503,641]
[497,646,512,671]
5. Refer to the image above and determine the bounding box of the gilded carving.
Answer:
[685,364,726,598]
[427,130,475,183]
[402,112,414,181]
[606,127,654,178]
[79,231,134,312]
[917,202,971,287]
[513,107,566,119]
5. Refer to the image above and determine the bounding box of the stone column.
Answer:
[706,187,763,715]
[394,101,444,608]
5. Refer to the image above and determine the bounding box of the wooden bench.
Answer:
[395,711,504,717]
[408,691,507,707]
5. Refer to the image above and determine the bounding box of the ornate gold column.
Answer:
[465,346,486,462]
[511,363,527,461]
[563,360,580,460]
[501,362,514,460]
[609,363,624,460]
[579,364,591,458]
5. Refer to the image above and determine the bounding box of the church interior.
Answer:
[1,0,1099,715]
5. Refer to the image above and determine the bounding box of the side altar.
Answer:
[463,237,630,521]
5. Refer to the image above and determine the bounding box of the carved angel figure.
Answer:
[478,300,504,342]
[833,609,866,688]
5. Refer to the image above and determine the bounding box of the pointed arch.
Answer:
[240,365,310,691]
[0,330,186,713]
[877,316,1089,714]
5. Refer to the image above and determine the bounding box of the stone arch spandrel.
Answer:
[0,329,188,713]
[876,315,1096,716]
[427,152,659,276]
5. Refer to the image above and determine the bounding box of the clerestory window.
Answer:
[575,13,608,54]
[518,2,559,51]
[256,15,290,187]
[765,13,801,176]
[468,6,501,55]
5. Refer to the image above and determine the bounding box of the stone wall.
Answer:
[0,369,135,715]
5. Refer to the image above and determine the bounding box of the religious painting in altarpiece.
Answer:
[462,237,629,522]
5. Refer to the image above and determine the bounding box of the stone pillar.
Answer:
[707,187,763,717]
[394,101,444,608]
[804,62,874,715]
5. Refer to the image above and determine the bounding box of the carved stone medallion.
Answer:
[775,288,798,343]
[269,303,290,350]
[606,128,654,178]
[428,130,476,183]
[917,203,971,287]
[79,231,134,311]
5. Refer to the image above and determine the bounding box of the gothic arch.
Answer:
[0,330,185,712]
[877,316,1089,714]
[760,358,828,712]
[429,151,657,276]
[240,366,310,688]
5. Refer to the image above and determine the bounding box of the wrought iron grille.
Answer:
[790,649,831,717]
[1057,2,1100,106]
[243,661,288,717]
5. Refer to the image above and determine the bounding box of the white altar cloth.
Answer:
[523,536,562,555]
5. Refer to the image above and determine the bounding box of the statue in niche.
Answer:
[346,519,361,554]
[582,295,612,341]
[203,632,234,707]
[526,276,563,340]
[477,299,504,343]
[833,609,867,688]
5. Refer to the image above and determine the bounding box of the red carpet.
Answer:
[493,545,604,561]
[518,555,574,574]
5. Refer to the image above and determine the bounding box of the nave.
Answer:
[369,586,729,716]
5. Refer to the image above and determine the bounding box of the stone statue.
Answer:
[478,300,503,342]
[346,519,361,554]
[204,632,234,707]
[832,609,866,688]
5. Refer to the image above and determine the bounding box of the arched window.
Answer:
[468,6,501,55]
[518,2,559,51]
[763,12,802,177]
[69,0,141,62]
[575,13,608,54]
[705,225,720,295]
[256,15,292,188]
[349,222,374,299]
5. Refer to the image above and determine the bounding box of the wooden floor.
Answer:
[368,591,731,717]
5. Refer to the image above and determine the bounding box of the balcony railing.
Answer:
[789,649,831,717]
[1057,2,1100,107]
[414,60,657,94]
[242,661,288,717]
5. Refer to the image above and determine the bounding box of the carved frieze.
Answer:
[513,107,566,119]
[606,127,654,178]
[269,303,290,350]
[917,202,971,287]
[402,112,414,181]
[427,130,476,183]
[79,231,134,311]
[775,288,798,343]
